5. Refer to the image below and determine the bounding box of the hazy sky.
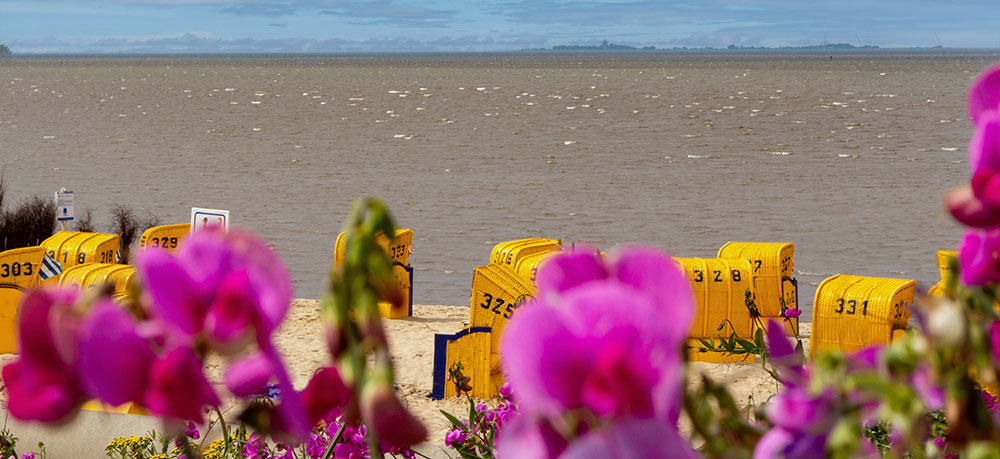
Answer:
[1,0,998,54]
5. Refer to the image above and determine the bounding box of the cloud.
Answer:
[220,2,298,16]
[9,32,526,53]
[429,35,494,47]
[491,0,712,27]
[663,32,763,49]
[508,34,548,46]
[269,22,288,27]
[318,1,457,27]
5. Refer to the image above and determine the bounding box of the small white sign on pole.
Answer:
[54,189,74,222]
[190,207,230,232]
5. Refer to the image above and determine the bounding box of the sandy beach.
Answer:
[1,300,810,458]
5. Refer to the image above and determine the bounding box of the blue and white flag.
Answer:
[39,252,62,280]
[116,249,121,264]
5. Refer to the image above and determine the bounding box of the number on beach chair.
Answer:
[810,274,914,359]
[138,224,189,251]
[41,231,120,271]
[334,228,415,319]
[718,242,798,335]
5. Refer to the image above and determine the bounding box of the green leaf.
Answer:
[440,410,470,432]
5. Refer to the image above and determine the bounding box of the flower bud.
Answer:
[925,299,967,347]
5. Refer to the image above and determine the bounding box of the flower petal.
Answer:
[77,300,154,405]
[360,383,427,449]
[135,248,207,335]
[561,419,698,459]
[766,319,796,361]
[912,365,944,411]
[143,347,219,422]
[224,353,273,397]
[968,65,1000,124]
[969,112,1000,175]
[495,415,568,459]
[946,185,1000,228]
[301,366,350,425]
[500,300,592,417]
[17,288,78,368]
[958,228,1000,285]
[204,270,258,349]
[176,228,238,293]
[225,230,292,335]
[534,247,607,299]
[612,247,694,343]
[558,283,679,420]
[1,360,80,422]
[846,346,881,371]
[753,428,794,459]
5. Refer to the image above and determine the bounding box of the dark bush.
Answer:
[74,207,95,232]
[109,204,141,264]
[1,196,56,251]
[109,204,160,264]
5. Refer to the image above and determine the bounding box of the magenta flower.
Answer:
[911,365,944,411]
[560,419,697,459]
[990,321,1000,366]
[300,366,351,426]
[360,383,429,450]
[958,228,1000,285]
[77,300,155,406]
[185,421,201,440]
[142,347,220,423]
[444,428,468,448]
[948,65,1000,227]
[305,434,327,459]
[135,228,292,347]
[495,417,568,458]
[136,228,312,440]
[969,64,1000,124]
[754,387,837,459]
[981,390,998,411]
[499,382,514,401]
[783,308,802,320]
[333,442,364,459]
[497,246,695,458]
[243,432,267,458]
[224,353,274,398]
[1,289,83,422]
[765,320,807,387]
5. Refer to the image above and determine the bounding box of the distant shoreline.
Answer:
[3,48,1000,58]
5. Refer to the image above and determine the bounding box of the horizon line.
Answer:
[5,46,1000,57]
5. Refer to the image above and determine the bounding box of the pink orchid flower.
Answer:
[142,346,220,423]
[77,300,155,406]
[135,228,291,348]
[948,65,1000,227]
[497,246,696,458]
[957,227,1000,285]
[1,289,83,422]
[136,228,311,439]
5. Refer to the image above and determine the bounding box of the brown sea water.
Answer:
[2,52,998,317]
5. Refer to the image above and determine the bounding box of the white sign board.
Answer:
[54,189,74,221]
[190,207,229,232]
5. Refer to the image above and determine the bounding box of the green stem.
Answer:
[214,407,231,459]
[366,419,382,458]
[321,423,346,459]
